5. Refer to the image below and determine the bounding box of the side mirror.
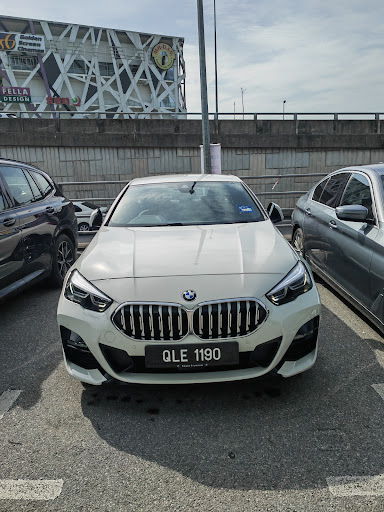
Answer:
[335,205,368,222]
[267,202,284,224]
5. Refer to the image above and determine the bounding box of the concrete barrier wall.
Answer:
[1,119,383,209]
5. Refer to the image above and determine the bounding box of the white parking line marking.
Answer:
[0,480,63,500]
[327,475,384,496]
[0,390,22,420]
[372,384,384,401]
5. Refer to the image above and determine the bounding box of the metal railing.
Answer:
[2,110,384,120]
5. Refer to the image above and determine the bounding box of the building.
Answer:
[0,15,186,118]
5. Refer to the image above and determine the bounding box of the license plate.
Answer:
[145,342,239,369]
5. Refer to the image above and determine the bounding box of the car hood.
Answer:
[77,221,297,281]
[75,221,297,281]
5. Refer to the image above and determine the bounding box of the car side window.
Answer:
[0,166,34,206]
[24,170,43,201]
[74,205,82,212]
[341,173,374,220]
[0,185,6,212]
[30,171,53,197]
[318,173,349,208]
[312,178,329,202]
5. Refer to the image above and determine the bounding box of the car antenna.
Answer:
[189,181,197,194]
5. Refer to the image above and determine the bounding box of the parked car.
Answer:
[292,163,384,332]
[0,158,78,300]
[73,201,103,231]
[0,113,17,119]
[57,174,321,386]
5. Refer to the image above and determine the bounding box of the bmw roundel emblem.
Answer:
[183,290,196,302]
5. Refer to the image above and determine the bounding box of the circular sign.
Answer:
[152,43,175,71]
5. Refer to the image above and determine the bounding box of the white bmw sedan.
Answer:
[57,174,321,386]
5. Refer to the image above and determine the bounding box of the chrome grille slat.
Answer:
[177,308,181,336]
[139,305,144,338]
[148,306,154,340]
[218,303,223,336]
[121,308,126,331]
[246,300,251,332]
[159,306,164,340]
[227,303,232,338]
[129,305,134,337]
[112,299,267,342]
[208,304,213,339]
[237,301,241,336]
[199,307,204,337]
[167,307,173,339]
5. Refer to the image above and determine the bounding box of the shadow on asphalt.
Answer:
[0,283,62,409]
[81,305,384,491]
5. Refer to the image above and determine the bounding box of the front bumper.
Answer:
[57,285,321,385]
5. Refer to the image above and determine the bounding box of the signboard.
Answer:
[0,87,30,96]
[0,33,45,54]
[1,95,31,103]
[152,43,175,71]
[200,143,222,174]
[0,87,31,103]
[47,96,81,106]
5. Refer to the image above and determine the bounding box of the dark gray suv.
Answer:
[0,158,78,300]
[292,163,384,333]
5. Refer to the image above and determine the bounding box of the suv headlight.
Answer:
[266,262,313,306]
[64,270,113,312]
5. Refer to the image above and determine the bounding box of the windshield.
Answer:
[108,181,265,227]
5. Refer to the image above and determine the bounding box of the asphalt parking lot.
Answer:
[0,276,384,511]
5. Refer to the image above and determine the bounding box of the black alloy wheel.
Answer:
[292,227,304,257]
[50,234,75,287]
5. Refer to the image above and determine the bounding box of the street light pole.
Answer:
[241,87,246,120]
[197,0,211,174]
[214,0,218,120]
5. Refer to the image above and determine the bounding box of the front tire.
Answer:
[49,234,75,287]
[292,227,304,257]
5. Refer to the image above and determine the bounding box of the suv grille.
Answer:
[112,299,268,342]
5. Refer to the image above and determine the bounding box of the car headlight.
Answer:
[64,270,113,312]
[266,262,313,306]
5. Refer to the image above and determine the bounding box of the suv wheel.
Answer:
[50,234,75,287]
[292,227,304,257]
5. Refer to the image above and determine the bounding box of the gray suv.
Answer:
[292,163,384,333]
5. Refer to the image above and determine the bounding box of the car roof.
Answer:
[0,157,43,172]
[129,174,242,186]
[332,163,384,177]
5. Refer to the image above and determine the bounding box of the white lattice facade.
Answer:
[0,16,186,118]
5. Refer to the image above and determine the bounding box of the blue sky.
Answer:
[2,0,384,114]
